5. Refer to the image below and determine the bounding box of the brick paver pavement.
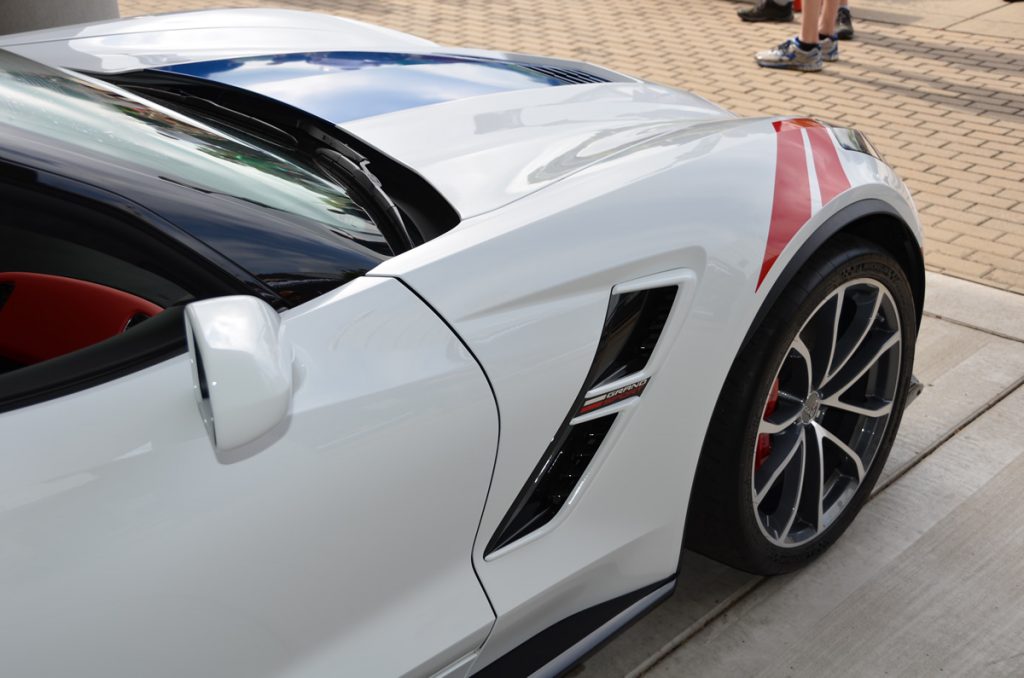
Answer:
[119,0,1024,295]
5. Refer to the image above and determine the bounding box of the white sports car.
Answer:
[0,10,923,678]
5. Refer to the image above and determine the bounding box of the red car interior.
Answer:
[0,272,163,367]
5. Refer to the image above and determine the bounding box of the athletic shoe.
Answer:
[836,6,855,40]
[739,0,794,22]
[821,34,839,62]
[755,38,824,72]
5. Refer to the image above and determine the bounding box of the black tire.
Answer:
[685,234,917,575]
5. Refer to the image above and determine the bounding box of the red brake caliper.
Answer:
[755,377,780,471]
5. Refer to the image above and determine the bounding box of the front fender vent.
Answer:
[591,286,677,387]
[485,284,679,556]
[486,414,617,552]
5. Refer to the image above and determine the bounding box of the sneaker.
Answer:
[821,34,839,62]
[738,0,794,22]
[755,38,824,71]
[836,6,855,39]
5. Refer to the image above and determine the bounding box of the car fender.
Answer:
[370,115,922,669]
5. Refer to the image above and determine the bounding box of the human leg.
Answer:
[818,0,841,36]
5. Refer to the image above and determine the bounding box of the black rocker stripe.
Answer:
[471,576,676,677]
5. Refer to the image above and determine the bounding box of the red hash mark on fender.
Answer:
[757,119,851,290]
[758,120,811,290]
[806,124,851,205]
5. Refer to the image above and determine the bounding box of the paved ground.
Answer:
[116,0,1024,295]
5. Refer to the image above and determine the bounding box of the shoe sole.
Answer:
[836,30,854,40]
[755,59,823,72]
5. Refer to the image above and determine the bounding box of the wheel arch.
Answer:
[739,198,925,356]
[683,198,923,571]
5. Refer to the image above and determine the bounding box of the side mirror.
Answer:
[184,296,293,450]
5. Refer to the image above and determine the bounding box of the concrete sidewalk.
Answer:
[118,0,1024,296]
[581,272,1024,676]
[854,0,1024,36]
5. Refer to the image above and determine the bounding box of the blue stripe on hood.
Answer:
[157,52,578,123]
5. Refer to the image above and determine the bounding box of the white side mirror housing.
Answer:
[184,295,293,450]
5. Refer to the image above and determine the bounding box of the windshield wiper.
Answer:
[313,145,416,253]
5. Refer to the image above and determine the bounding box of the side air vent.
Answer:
[590,286,677,387]
[485,284,681,556]
[486,415,617,554]
[518,63,611,85]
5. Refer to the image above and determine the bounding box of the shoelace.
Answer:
[776,38,797,54]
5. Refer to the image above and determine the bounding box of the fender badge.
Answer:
[578,377,650,416]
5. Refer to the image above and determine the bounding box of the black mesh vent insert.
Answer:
[519,64,611,85]
[486,414,617,554]
[590,286,677,387]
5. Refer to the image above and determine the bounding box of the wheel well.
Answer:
[687,202,925,569]
[739,200,925,357]
[840,215,925,329]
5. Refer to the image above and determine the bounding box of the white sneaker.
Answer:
[755,38,824,72]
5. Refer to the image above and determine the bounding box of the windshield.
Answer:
[0,50,386,252]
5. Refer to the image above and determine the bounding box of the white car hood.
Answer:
[0,9,436,72]
[343,83,734,217]
[0,9,735,218]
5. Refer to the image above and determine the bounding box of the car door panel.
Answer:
[0,277,497,678]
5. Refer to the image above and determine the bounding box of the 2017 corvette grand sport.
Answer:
[0,9,923,678]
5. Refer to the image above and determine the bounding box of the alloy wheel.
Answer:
[751,278,902,548]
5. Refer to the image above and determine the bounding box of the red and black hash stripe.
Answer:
[758,119,851,289]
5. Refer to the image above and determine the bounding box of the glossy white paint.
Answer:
[0,9,924,676]
[344,84,732,217]
[0,9,434,72]
[370,119,921,670]
[184,296,294,450]
[0,278,497,677]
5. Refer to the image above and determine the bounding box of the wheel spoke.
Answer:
[791,336,815,388]
[759,339,812,436]
[778,445,804,542]
[799,291,840,387]
[822,330,900,401]
[823,286,882,387]
[821,395,893,418]
[755,427,804,504]
[796,423,825,533]
[814,421,865,483]
[775,435,806,541]
[759,407,801,435]
[824,286,845,380]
